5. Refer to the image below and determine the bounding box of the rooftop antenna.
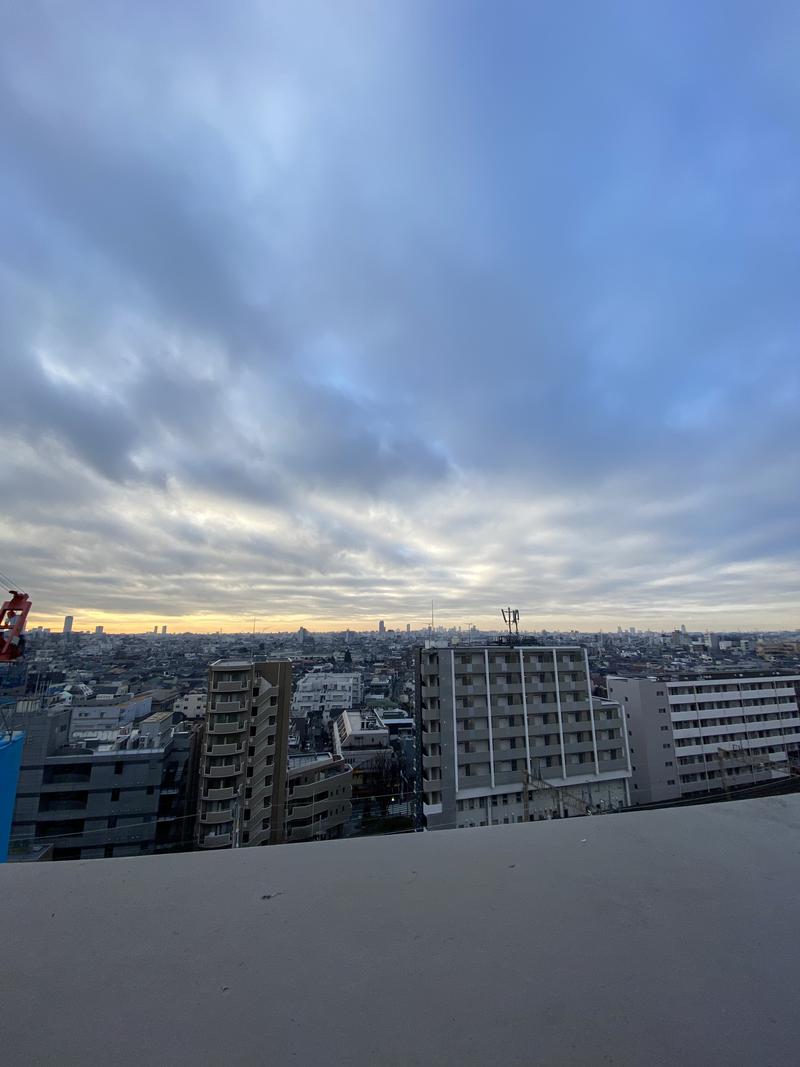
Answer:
[502,607,520,638]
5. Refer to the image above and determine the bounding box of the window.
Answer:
[108,817,117,829]
[146,786,154,795]
[114,762,123,776]
[662,743,671,749]
[111,789,120,802]
[667,779,676,785]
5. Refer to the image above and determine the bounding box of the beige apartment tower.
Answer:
[197,660,291,848]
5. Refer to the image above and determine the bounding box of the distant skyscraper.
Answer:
[161,625,167,635]
[378,620,386,635]
[63,616,73,635]
[406,623,411,634]
[94,625,104,635]
[153,625,158,634]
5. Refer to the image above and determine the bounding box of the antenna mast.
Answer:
[501,607,520,638]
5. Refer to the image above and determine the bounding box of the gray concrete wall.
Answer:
[2,796,800,1066]
[606,676,680,804]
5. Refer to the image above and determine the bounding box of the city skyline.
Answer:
[2,4,799,631]
[26,610,800,636]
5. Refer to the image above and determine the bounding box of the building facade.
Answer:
[606,671,800,804]
[417,643,631,830]
[197,660,291,849]
[291,672,362,720]
[7,702,201,860]
[285,753,352,842]
[173,691,207,719]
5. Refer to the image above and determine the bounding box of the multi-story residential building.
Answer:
[285,753,352,842]
[69,695,153,742]
[417,643,631,830]
[607,671,800,804]
[332,708,391,790]
[7,701,201,860]
[172,690,207,719]
[291,671,362,720]
[197,660,291,849]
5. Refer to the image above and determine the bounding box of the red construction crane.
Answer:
[0,590,31,662]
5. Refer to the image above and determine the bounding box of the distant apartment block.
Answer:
[62,616,73,635]
[173,691,207,719]
[332,707,391,789]
[69,695,153,743]
[291,672,362,720]
[285,753,352,842]
[417,644,631,829]
[197,660,291,849]
[607,671,800,804]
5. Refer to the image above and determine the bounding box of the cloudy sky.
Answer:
[2,2,799,633]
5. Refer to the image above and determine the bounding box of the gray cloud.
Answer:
[1,1,799,628]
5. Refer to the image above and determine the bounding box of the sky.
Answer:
[1,1,799,634]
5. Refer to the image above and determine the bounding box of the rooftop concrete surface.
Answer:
[3,796,800,1066]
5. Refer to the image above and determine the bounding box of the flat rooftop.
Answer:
[610,669,800,682]
[3,797,799,1066]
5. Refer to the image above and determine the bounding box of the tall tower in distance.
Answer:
[62,616,73,635]
[161,625,167,636]
[378,620,386,635]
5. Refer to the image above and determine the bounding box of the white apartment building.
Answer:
[418,643,631,830]
[291,672,363,720]
[173,691,207,719]
[607,671,800,804]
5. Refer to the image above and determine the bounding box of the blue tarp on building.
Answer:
[0,732,24,862]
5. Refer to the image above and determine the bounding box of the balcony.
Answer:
[205,761,242,777]
[200,809,233,826]
[203,786,236,802]
[210,700,247,714]
[212,680,249,693]
[198,832,232,848]
[205,742,245,758]
[208,719,246,735]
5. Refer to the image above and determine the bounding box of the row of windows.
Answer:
[670,682,795,695]
[675,730,797,748]
[458,750,624,776]
[672,701,797,712]
[673,713,797,729]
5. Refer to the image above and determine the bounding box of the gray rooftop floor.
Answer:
[4,796,800,1066]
